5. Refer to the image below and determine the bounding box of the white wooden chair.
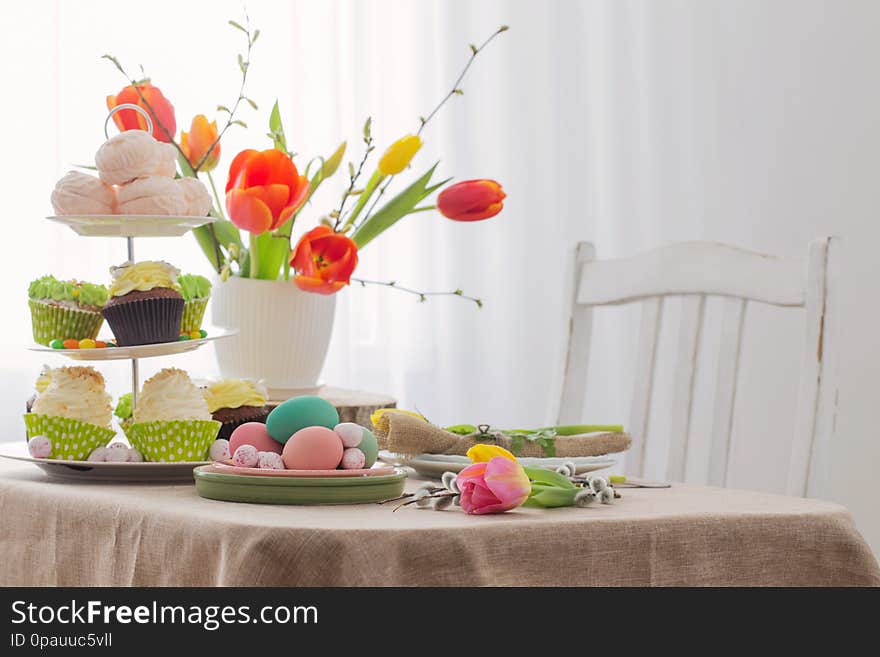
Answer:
[553,239,833,496]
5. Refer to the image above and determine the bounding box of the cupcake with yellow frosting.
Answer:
[127,368,220,462]
[102,261,184,346]
[24,365,115,460]
[205,379,270,440]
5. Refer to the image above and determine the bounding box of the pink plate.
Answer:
[210,462,397,478]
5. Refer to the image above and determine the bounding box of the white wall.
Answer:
[1,0,878,553]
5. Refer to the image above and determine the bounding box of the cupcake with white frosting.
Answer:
[24,366,115,460]
[126,368,219,462]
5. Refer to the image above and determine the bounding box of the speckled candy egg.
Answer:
[357,428,378,468]
[340,447,366,470]
[230,422,283,454]
[282,426,343,470]
[266,396,339,444]
[232,444,260,468]
[28,435,52,459]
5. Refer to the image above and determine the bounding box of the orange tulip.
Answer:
[181,115,220,172]
[225,149,310,234]
[106,82,177,143]
[437,179,506,222]
[290,226,359,295]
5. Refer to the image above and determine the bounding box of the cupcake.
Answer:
[127,368,220,462]
[205,379,270,441]
[101,261,184,346]
[25,366,115,460]
[28,275,108,346]
[178,273,211,334]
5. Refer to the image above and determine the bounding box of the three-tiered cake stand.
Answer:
[9,105,238,480]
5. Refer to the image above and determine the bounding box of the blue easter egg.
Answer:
[266,396,340,444]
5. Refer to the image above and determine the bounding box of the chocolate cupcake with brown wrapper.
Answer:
[102,261,183,346]
[204,379,270,441]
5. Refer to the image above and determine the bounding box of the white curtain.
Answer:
[3,0,880,552]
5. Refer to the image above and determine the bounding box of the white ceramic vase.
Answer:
[211,276,336,393]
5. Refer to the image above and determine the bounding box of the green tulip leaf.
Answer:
[269,100,287,152]
[523,467,576,489]
[351,163,451,249]
[525,484,577,508]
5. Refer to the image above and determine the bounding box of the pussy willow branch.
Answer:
[193,14,256,173]
[353,277,482,307]
[358,26,508,226]
[334,128,373,231]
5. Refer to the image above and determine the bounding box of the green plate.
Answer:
[193,466,407,505]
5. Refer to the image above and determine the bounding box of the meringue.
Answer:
[51,171,117,215]
[95,130,177,185]
[177,177,212,216]
[117,176,186,216]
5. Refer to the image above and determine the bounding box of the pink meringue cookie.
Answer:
[117,176,186,215]
[257,451,285,470]
[28,435,52,459]
[51,171,118,215]
[232,444,259,468]
[176,177,212,217]
[95,130,177,185]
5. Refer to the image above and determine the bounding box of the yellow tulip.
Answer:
[466,444,518,463]
[378,135,422,175]
[370,408,427,428]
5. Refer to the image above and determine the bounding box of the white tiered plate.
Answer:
[28,326,238,361]
[0,441,208,482]
[47,214,216,237]
[379,451,617,477]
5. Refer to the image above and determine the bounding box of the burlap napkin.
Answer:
[374,413,631,458]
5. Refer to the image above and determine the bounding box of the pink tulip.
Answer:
[456,456,531,515]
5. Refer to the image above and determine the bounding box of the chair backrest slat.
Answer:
[708,297,747,486]
[666,295,706,482]
[626,297,664,476]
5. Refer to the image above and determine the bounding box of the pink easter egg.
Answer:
[230,422,283,455]
[340,447,366,470]
[282,426,343,470]
[232,444,259,468]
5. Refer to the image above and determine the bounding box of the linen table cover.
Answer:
[0,458,876,586]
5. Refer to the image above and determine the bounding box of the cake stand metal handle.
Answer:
[104,103,154,139]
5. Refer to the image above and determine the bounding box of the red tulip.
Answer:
[225,149,310,234]
[290,226,358,295]
[106,82,177,143]
[437,179,506,222]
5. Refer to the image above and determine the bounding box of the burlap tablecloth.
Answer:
[0,458,876,586]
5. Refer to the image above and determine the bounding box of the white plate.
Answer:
[0,441,207,482]
[28,326,238,361]
[47,214,216,238]
[378,451,617,478]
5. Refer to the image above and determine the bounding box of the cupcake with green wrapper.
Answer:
[25,365,115,460]
[101,261,184,346]
[178,273,211,334]
[28,275,108,346]
[127,368,220,462]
